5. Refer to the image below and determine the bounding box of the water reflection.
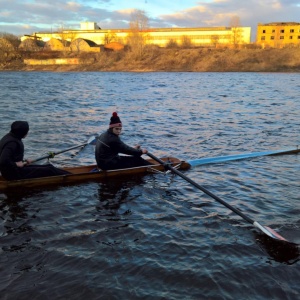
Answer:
[0,190,36,252]
[1,72,300,299]
[1,190,33,223]
[96,175,146,216]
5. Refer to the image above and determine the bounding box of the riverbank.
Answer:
[1,47,300,72]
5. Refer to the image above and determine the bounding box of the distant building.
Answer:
[80,22,101,30]
[21,22,251,51]
[257,22,300,48]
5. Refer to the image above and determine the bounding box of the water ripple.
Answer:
[0,72,299,299]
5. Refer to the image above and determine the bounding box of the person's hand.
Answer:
[16,161,26,167]
[135,145,147,154]
[16,159,32,167]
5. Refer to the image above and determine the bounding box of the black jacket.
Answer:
[0,132,24,180]
[95,129,142,169]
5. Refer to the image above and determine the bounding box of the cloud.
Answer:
[0,0,299,40]
[151,0,300,40]
[65,1,82,11]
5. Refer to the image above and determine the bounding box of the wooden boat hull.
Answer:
[0,157,191,191]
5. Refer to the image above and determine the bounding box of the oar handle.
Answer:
[147,152,254,224]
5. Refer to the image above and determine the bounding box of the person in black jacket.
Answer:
[0,121,70,180]
[95,112,152,170]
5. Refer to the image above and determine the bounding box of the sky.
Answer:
[0,0,299,41]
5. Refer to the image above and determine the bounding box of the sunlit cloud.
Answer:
[117,9,136,15]
[66,2,82,10]
[0,11,12,17]
[0,0,299,40]
[21,24,33,29]
[271,1,282,9]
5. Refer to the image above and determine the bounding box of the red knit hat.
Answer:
[109,112,122,128]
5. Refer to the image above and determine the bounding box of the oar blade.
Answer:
[253,221,289,243]
[187,146,300,167]
[87,135,97,145]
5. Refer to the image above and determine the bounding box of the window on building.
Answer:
[262,30,266,33]
[280,36,284,39]
[261,36,265,40]
[290,29,294,33]
[280,29,284,33]
[270,36,274,40]
[272,29,275,33]
[298,36,300,39]
[289,36,293,39]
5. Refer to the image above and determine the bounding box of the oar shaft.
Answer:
[147,152,254,224]
[32,143,87,163]
[51,143,87,156]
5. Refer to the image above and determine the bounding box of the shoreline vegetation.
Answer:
[1,47,300,72]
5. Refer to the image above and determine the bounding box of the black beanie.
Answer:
[109,112,122,128]
[11,121,29,139]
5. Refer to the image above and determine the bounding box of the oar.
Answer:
[147,152,293,244]
[188,146,300,167]
[30,136,96,163]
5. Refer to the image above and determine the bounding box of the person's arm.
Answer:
[134,144,148,154]
[0,142,23,168]
[113,139,144,156]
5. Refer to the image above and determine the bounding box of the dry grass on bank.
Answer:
[1,47,300,72]
[78,47,300,72]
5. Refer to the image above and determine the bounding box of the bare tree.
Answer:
[181,35,192,48]
[1,33,20,48]
[65,31,77,45]
[57,25,77,51]
[211,35,220,48]
[57,25,68,48]
[166,39,178,49]
[104,32,117,45]
[229,16,242,48]
[127,9,149,58]
[0,33,20,65]
[129,9,149,31]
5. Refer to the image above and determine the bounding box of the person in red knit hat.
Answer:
[95,112,152,170]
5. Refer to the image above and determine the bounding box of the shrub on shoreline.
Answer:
[1,47,300,72]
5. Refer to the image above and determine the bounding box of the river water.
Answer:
[0,71,299,299]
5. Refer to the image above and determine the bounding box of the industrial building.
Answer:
[21,21,251,51]
[256,22,300,48]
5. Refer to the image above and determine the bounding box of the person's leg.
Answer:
[103,156,152,170]
[20,164,70,179]
[130,156,153,167]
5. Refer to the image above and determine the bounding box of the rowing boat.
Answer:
[0,157,191,191]
[1,145,299,191]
